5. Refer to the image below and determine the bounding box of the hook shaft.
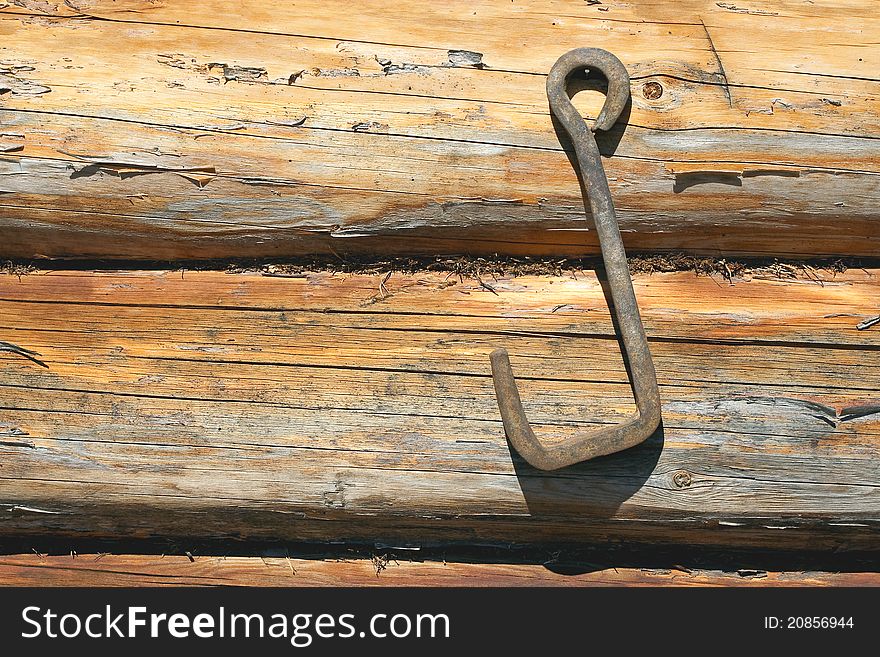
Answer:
[490,48,661,471]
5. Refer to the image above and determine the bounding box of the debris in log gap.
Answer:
[0,260,36,279]
[1,538,876,575]
[0,255,867,285]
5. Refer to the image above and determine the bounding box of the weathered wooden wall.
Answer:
[1,0,878,259]
[1,267,878,550]
[2,554,877,587]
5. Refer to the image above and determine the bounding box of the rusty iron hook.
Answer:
[489,48,661,471]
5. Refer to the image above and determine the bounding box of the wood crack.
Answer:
[701,19,733,107]
[0,340,47,367]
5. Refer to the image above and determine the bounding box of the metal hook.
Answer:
[489,48,661,471]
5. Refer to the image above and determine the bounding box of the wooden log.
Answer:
[0,267,878,549]
[0,554,876,587]
[1,0,878,259]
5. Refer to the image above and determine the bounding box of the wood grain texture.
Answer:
[1,554,876,587]
[0,267,878,549]
[1,0,879,259]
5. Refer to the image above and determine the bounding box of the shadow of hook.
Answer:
[489,48,662,471]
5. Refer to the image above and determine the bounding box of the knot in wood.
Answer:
[642,81,663,100]
[672,470,692,488]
